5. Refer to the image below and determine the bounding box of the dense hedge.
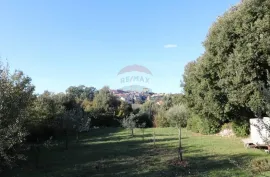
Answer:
[232,119,250,137]
[187,114,221,134]
[134,112,153,128]
[91,114,121,127]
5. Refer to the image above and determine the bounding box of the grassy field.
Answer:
[4,128,270,177]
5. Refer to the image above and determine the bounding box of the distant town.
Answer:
[110,88,166,105]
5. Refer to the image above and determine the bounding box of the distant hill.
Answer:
[119,85,152,93]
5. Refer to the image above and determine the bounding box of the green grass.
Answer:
[4,128,270,177]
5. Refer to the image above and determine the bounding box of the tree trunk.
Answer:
[153,130,156,147]
[143,129,144,141]
[65,130,68,150]
[131,128,134,137]
[35,146,40,168]
[178,128,183,161]
[76,131,79,143]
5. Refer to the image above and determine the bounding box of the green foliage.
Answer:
[65,108,91,133]
[162,95,173,111]
[139,100,154,113]
[155,107,170,127]
[232,119,250,137]
[153,94,185,128]
[26,91,65,141]
[183,0,270,128]
[66,85,96,101]
[187,114,202,133]
[221,123,232,130]
[139,101,159,127]
[187,114,221,134]
[91,113,120,127]
[93,86,120,113]
[171,94,185,106]
[166,104,188,128]
[117,101,132,118]
[134,112,152,128]
[250,158,270,174]
[122,114,137,128]
[121,114,137,136]
[0,65,35,170]
[199,118,221,135]
[81,99,93,112]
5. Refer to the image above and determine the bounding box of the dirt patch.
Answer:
[168,158,189,167]
[219,129,235,137]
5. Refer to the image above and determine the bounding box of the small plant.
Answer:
[122,114,137,137]
[232,119,249,137]
[221,123,232,130]
[166,104,188,161]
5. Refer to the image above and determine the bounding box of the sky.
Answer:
[0,0,239,94]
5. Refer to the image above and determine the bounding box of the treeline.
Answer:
[0,65,123,171]
[182,0,270,136]
[0,62,184,171]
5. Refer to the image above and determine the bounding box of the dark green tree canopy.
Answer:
[183,0,270,123]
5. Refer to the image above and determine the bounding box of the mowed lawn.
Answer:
[4,128,270,177]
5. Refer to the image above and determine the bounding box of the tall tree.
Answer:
[0,65,35,170]
[66,85,96,102]
[117,101,132,118]
[183,0,270,127]
[27,91,65,141]
[93,86,119,113]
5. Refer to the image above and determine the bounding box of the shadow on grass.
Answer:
[3,128,264,177]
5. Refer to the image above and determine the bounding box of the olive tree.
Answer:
[166,104,188,161]
[122,113,137,137]
[0,64,35,170]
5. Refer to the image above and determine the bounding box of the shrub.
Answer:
[155,108,170,127]
[25,119,57,142]
[134,112,153,128]
[187,114,221,134]
[221,123,232,130]
[187,114,201,133]
[166,104,188,129]
[91,113,120,127]
[232,119,250,137]
[250,158,270,174]
[199,118,221,134]
[122,114,137,137]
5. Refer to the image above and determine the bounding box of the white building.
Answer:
[250,117,270,145]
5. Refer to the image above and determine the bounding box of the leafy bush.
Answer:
[134,112,153,128]
[166,104,188,128]
[250,158,270,174]
[187,114,221,134]
[221,123,232,130]
[155,108,170,127]
[199,118,221,134]
[232,119,250,137]
[121,114,137,137]
[187,114,201,133]
[0,66,35,170]
[25,119,57,142]
[91,113,120,127]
